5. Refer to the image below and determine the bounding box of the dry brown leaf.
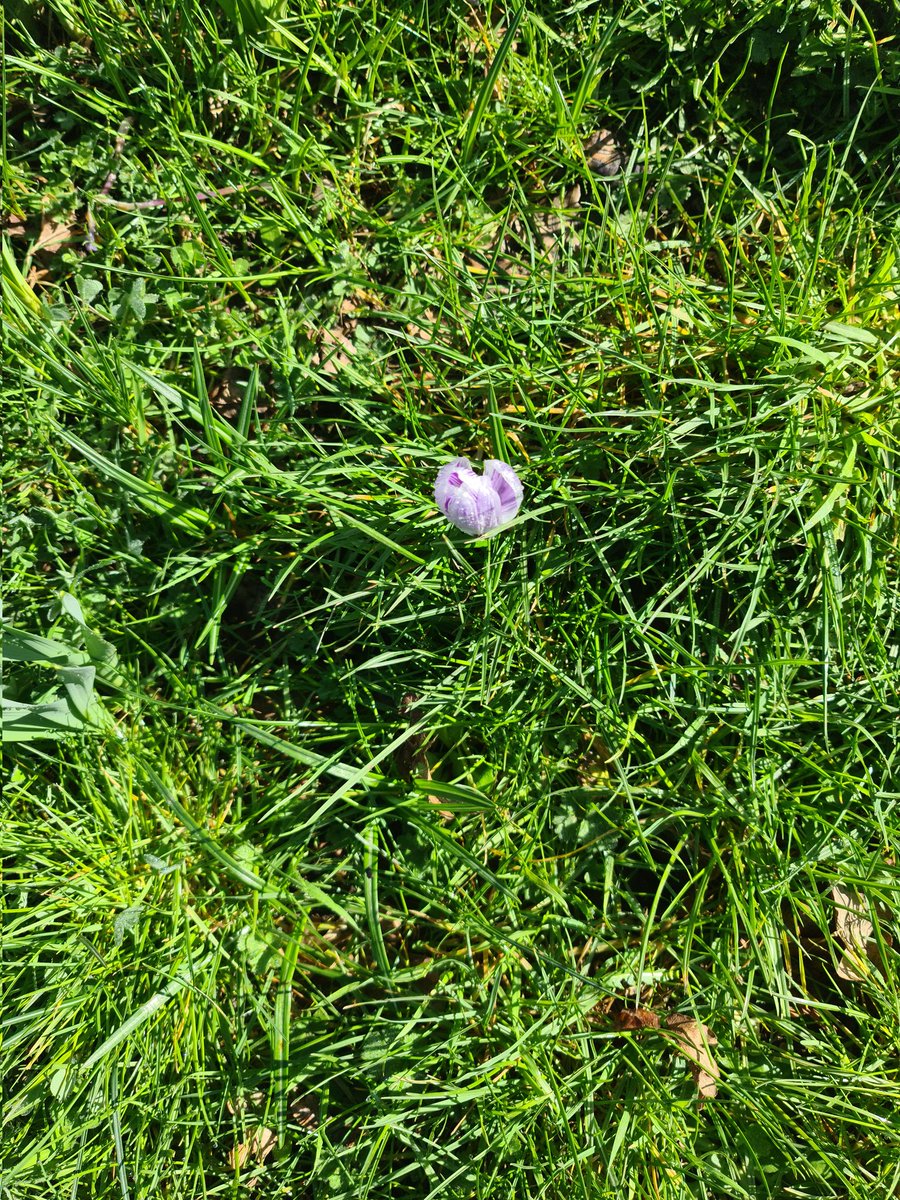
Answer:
[564,182,582,209]
[616,1007,660,1031]
[404,307,438,343]
[288,1092,319,1130]
[207,91,229,121]
[578,731,611,787]
[532,184,583,260]
[547,183,580,256]
[663,1014,719,1099]
[3,214,27,238]
[314,323,356,375]
[536,210,561,258]
[584,129,622,177]
[394,695,452,820]
[228,1125,277,1172]
[462,182,582,279]
[831,884,891,980]
[34,215,76,255]
[208,370,244,421]
[227,1089,263,1116]
[209,370,271,423]
[313,298,359,376]
[26,265,51,288]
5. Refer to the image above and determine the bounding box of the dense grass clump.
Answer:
[3,0,900,1196]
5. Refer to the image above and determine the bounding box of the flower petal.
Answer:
[483,460,524,521]
[445,474,502,535]
[434,457,474,514]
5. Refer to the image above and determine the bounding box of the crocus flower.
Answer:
[434,457,523,536]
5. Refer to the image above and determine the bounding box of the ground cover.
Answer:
[3,0,900,1196]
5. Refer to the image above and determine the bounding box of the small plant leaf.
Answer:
[77,277,104,305]
[113,904,143,946]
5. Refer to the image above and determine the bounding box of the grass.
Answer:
[3,0,900,1196]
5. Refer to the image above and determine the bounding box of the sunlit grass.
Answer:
[3,0,900,1196]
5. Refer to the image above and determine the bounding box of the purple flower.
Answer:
[434,457,524,536]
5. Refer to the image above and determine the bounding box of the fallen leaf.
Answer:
[532,183,583,259]
[315,323,356,374]
[26,265,51,288]
[208,91,229,121]
[312,298,359,376]
[228,1125,277,1172]
[226,1088,265,1117]
[616,1007,660,1031]
[404,307,438,343]
[210,370,244,419]
[584,129,622,177]
[289,1092,319,1130]
[34,215,76,255]
[3,214,27,237]
[578,731,611,787]
[394,696,452,821]
[209,370,272,424]
[564,182,582,208]
[831,884,891,981]
[663,1014,719,1099]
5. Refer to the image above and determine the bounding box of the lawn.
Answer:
[3,0,900,1196]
